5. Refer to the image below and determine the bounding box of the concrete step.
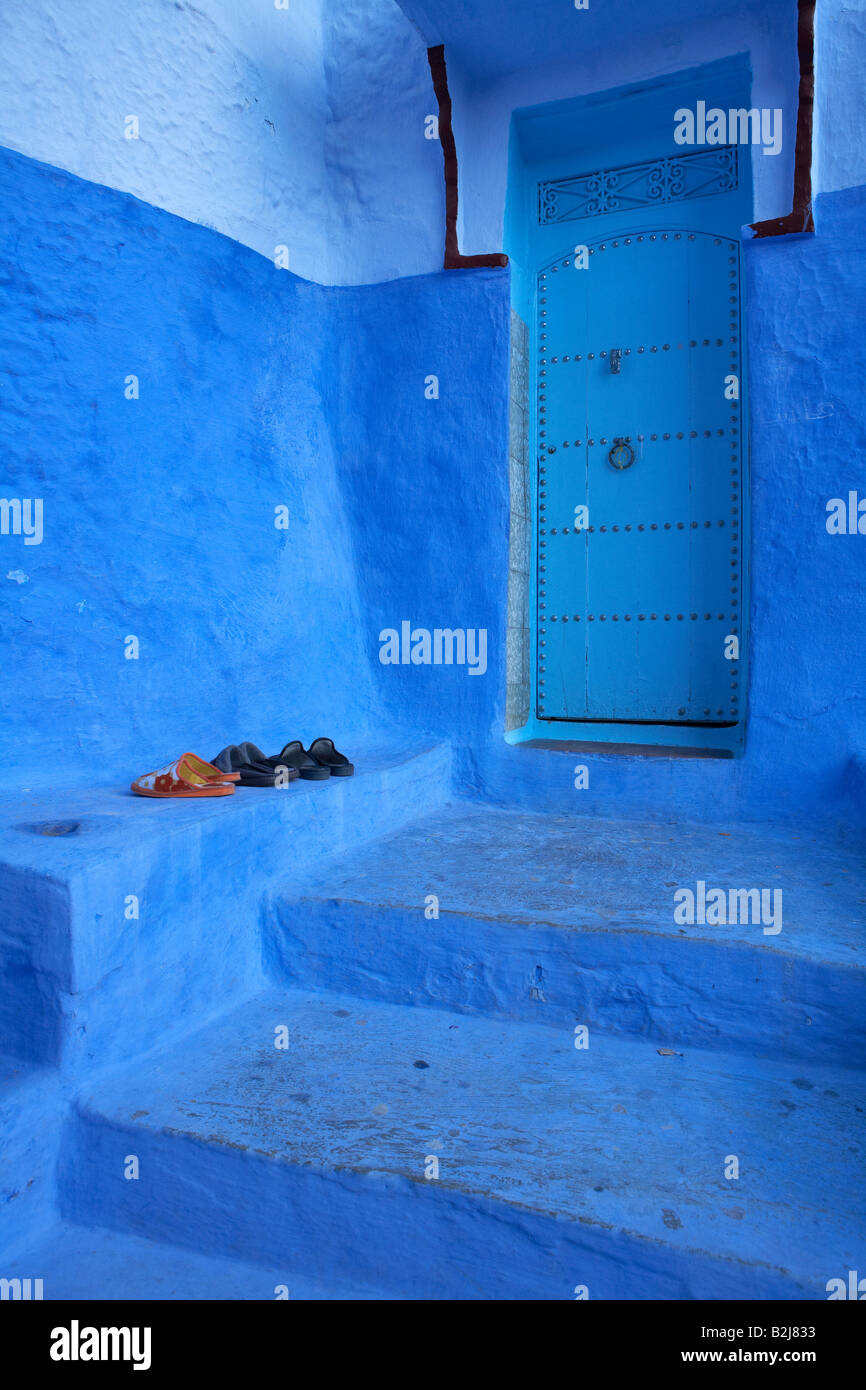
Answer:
[0,1057,66,1261]
[0,742,451,1072]
[0,1221,387,1300]
[59,986,865,1300]
[264,804,866,1065]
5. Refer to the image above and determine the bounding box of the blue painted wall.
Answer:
[744,183,866,823]
[331,267,510,741]
[0,144,376,785]
[815,0,866,196]
[2,0,865,829]
[322,0,446,284]
[0,145,508,789]
[0,0,334,282]
[1,143,865,831]
[0,0,443,286]
[332,179,866,832]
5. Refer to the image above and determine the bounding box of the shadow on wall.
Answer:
[328,266,512,744]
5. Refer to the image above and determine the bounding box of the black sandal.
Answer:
[273,740,331,780]
[306,737,354,777]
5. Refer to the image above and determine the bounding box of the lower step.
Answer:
[0,1058,66,1261]
[59,988,864,1300]
[1,1221,386,1300]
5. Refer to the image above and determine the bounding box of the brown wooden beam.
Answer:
[750,0,815,237]
[427,44,509,269]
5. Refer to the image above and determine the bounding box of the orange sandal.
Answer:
[131,752,238,798]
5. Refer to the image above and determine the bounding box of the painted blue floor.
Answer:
[57,987,864,1300]
[282,804,866,962]
[265,804,866,1066]
[3,774,864,1299]
[4,1222,387,1300]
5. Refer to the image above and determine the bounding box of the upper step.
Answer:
[0,742,450,1071]
[264,803,866,1065]
[61,986,866,1300]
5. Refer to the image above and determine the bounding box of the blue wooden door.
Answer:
[536,228,742,724]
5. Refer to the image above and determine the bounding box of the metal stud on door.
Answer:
[536,231,742,724]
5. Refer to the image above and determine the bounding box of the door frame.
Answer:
[504,61,754,755]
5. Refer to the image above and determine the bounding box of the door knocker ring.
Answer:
[608,439,635,470]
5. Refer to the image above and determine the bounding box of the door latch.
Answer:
[609,348,622,374]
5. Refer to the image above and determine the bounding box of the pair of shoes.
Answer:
[280,738,354,780]
[131,752,238,798]
[211,741,293,787]
[211,738,354,787]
